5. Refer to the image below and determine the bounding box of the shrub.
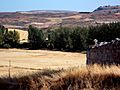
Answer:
[0,25,20,48]
[4,30,20,48]
[3,44,11,48]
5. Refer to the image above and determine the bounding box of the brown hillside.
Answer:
[0,5,120,29]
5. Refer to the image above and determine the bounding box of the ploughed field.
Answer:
[0,49,86,76]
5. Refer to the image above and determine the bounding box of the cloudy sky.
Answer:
[0,0,120,12]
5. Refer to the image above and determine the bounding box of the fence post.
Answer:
[9,60,11,81]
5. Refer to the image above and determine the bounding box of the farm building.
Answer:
[87,38,120,65]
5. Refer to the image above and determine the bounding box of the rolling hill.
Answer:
[0,5,120,29]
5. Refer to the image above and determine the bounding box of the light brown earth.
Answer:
[0,49,86,77]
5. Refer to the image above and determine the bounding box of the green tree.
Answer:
[71,27,83,51]
[28,25,44,49]
[4,30,20,48]
[86,22,120,46]
[53,27,73,51]
[0,25,6,46]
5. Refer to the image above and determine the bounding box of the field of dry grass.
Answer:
[0,49,86,77]
[48,65,120,90]
[0,49,120,90]
[1,65,120,90]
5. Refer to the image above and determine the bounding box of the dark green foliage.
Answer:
[28,22,120,51]
[3,44,11,48]
[45,30,55,50]
[28,25,44,49]
[0,25,6,46]
[4,30,20,48]
[0,25,20,48]
[71,27,84,51]
[46,27,88,51]
[0,22,120,50]
[87,22,120,45]
[53,27,73,50]
[28,26,84,51]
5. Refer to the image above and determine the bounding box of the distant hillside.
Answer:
[0,5,120,29]
[94,5,120,13]
[19,10,78,14]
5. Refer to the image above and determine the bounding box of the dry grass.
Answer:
[0,49,86,76]
[62,14,82,19]
[1,49,120,89]
[1,65,120,90]
[48,65,120,90]
[46,14,81,23]
[46,18,62,22]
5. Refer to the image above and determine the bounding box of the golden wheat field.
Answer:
[0,49,86,76]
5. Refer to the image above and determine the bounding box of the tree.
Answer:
[86,22,120,46]
[52,27,73,51]
[0,30,4,46]
[4,30,20,48]
[0,25,6,46]
[28,25,44,49]
[71,27,83,51]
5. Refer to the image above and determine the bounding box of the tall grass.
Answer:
[1,65,120,90]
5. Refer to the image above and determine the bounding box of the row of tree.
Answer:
[0,22,120,51]
[28,25,86,51]
[0,25,20,48]
[87,22,120,45]
[28,22,120,51]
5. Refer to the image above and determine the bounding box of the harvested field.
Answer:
[0,49,86,76]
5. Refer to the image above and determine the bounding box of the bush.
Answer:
[4,30,20,48]
[0,25,20,48]
[3,44,11,48]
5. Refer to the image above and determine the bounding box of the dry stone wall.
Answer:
[87,39,120,65]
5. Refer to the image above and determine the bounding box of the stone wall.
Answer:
[87,39,120,65]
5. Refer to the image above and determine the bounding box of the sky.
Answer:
[0,0,120,12]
